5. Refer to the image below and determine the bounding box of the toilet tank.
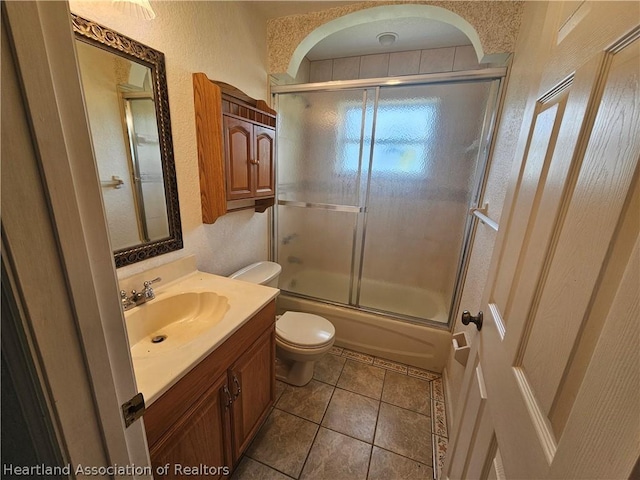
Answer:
[229,261,281,287]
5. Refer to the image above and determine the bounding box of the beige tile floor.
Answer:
[232,347,449,480]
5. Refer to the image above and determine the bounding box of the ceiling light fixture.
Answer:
[377,32,398,47]
[112,0,156,20]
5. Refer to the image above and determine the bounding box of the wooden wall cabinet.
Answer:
[193,72,276,224]
[145,301,276,478]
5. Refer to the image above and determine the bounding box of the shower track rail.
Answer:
[271,67,507,94]
[278,199,364,213]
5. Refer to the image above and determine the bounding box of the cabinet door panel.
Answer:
[224,116,253,200]
[254,126,275,197]
[150,373,232,479]
[229,326,275,461]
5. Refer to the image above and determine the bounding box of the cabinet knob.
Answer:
[250,159,259,165]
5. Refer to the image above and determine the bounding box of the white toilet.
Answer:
[230,261,335,386]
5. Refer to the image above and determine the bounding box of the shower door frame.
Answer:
[271,67,507,330]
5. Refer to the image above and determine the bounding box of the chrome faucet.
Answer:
[120,277,162,311]
[143,277,162,299]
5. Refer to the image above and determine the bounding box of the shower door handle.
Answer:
[461,310,483,331]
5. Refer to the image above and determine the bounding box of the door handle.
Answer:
[462,310,483,331]
[222,384,233,409]
[232,374,241,399]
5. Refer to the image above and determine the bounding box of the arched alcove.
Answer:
[287,5,482,79]
[267,1,523,79]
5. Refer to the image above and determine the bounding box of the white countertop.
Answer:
[125,270,279,405]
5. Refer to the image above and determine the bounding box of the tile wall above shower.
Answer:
[308,45,485,83]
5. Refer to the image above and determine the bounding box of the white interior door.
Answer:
[445,27,639,480]
[3,1,151,473]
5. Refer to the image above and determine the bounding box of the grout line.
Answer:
[297,423,322,479]
[366,368,385,479]
[431,392,438,480]
[319,423,375,446]
[242,455,296,479]
[318,385,338,426]
[295,376,340,479]
[272,405,325,426]
[373,444,436,471]
[432,434,438,480]
[379,399,432,418]
[266,348,447,478]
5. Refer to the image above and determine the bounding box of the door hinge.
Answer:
[122,392,145,428]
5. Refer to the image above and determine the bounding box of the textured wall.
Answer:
[268,1,524,76]
[69,1,272,280]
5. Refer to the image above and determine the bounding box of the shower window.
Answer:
[340,100,438,174]
[273,73,502,327]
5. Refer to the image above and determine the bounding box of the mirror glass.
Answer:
[73,14,182,267]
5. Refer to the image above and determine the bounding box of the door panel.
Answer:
[478,33,639,479]
[150,373,231,479]
[224,116,252,199]
[447,352,490,479]
[485,449,505,480]
[229,327,274,462]
[254,126,275,197]
[490,96,566,324]
[518,41,640,416]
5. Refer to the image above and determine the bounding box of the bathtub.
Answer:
[277,269,452,372]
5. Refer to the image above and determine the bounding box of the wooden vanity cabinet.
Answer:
[229,327,274,459]
[145,301,276,478]
[193,72,276,224]
[149,373,232,479]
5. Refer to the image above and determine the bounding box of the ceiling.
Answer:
[244,2,472,62]
[245,1,359,20]
[306,17,472,61]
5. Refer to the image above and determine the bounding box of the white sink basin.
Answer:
[126,292,229,358]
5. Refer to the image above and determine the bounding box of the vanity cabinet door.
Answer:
[150,372,232,479]
[229,326,275,462]
[253,125,275,198]
[224,115,253,201]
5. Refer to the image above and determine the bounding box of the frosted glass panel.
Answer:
[277,89,367,206]
[359,82,495,321]
[275,78,500,325]
[277,206,356,304]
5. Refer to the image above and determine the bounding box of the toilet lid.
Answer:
[276,312,335,347]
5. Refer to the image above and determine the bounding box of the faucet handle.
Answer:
[143,277,162,299]
[143,277,162,288]
[120,290,135,311]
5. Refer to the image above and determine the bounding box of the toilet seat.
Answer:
[276,312,335,348]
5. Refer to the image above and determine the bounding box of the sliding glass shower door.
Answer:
[274,76,500,325]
